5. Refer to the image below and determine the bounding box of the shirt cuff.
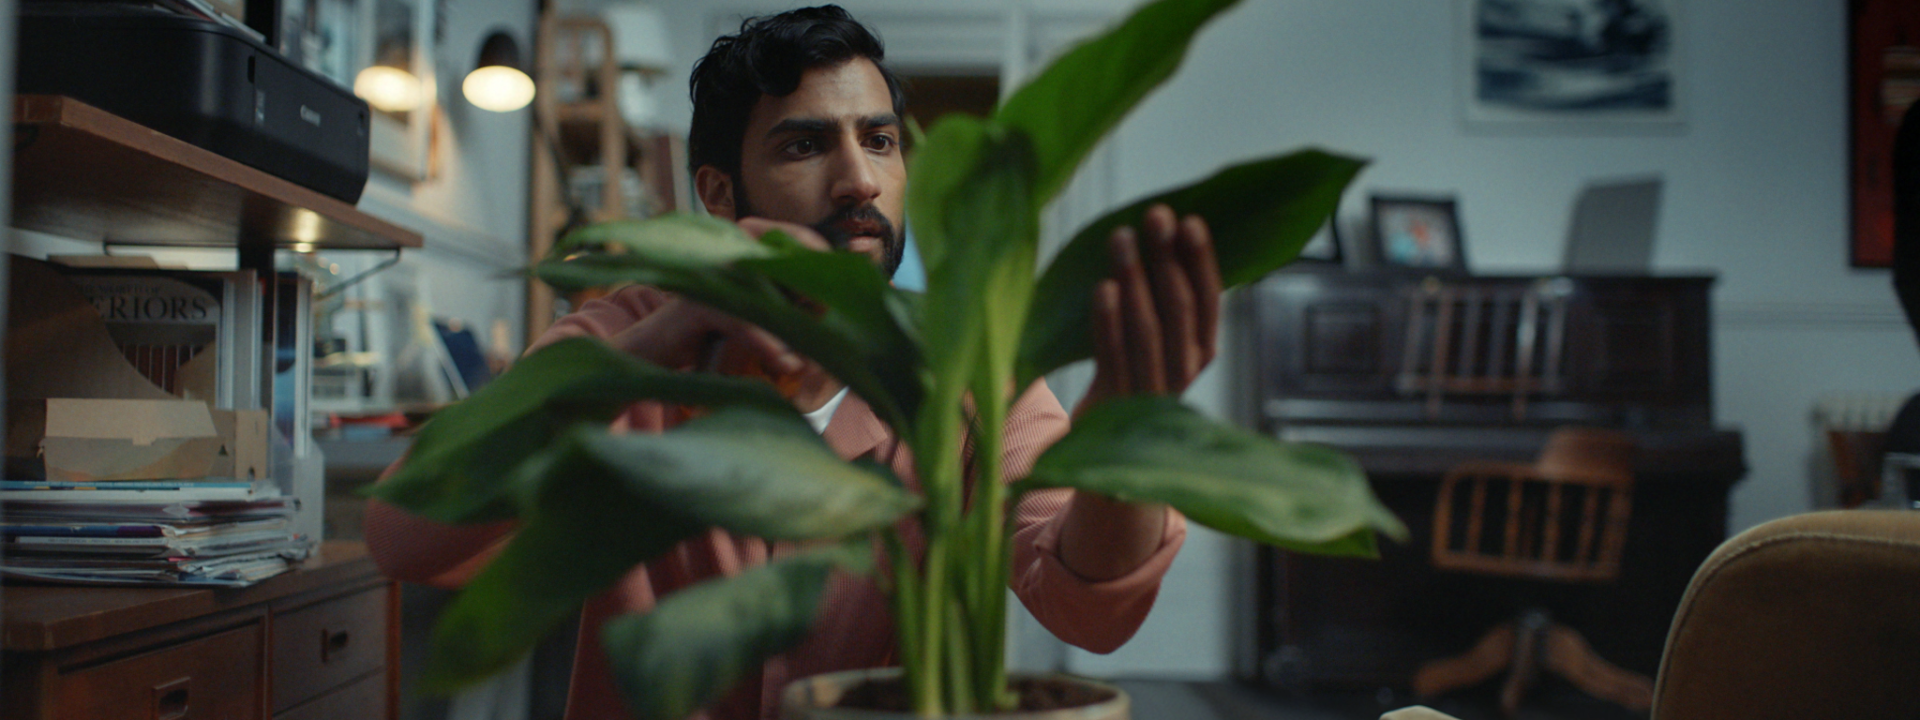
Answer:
[1016,503,1187,653]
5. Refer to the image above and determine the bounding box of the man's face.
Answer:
[712,58,907,276]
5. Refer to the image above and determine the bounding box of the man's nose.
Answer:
[828,140,882,206]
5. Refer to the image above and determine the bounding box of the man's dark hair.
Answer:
[687,5,906,180]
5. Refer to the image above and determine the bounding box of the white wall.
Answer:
[566,0,1920,680]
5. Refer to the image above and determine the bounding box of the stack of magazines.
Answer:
[0,480,311,587]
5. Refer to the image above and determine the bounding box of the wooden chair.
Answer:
[1412,427,1654,716]
[1396,277,1571,421]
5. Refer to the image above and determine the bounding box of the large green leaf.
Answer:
[602,544,871,720]
[735,249,926,426]
[907,116,1039,423]
[535,217,923,431]
[900,116,1045,594]
[1016,396,1407,555]
[1016,150,1366,385]
[996,0,1244,206]
[367,338,790,524]
[574,406,920,540]
[418,403,914,691]
[421,437,701,690]
[554,213,774,267]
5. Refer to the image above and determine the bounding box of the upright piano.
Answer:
[1240,267,1747,690]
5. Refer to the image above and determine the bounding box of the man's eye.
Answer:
[866,134,897,151]
[785,138,819,155]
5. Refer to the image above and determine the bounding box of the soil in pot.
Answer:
[783,667,1129,719]
[836,675,1117,713]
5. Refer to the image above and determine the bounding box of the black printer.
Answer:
[16,3,372,203]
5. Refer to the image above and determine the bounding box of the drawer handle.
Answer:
[321,627,352,662]
[152,677,190,720]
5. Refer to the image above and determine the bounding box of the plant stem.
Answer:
[965,379,1011,710]
[884,529,925,709]
[910,377,969,716]
[917,533,950,716]
[943,596,975,714]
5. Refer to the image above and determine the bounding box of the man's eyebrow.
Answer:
[766,118,833,137]
[764,114,901,138]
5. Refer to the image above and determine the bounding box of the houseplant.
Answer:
[369,0,1405,717]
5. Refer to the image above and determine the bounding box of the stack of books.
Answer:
[3,257,322,587]
[0,480,309,586]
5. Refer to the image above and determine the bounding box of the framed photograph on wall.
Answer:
[280,0,362,89]
[1370,195,1467,270]
[1458,0,1684,131]
[280,0,434,180]
[362,0,435,180]
[1847,0,1920,268]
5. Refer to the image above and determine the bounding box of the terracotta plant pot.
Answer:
[781,668,1130,720]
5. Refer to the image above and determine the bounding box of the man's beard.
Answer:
[811,205,903,279]
[736,187,904,278]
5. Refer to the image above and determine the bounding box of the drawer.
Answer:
[275,670,385,720]
[53,623,264,720]
[272,586,387,712]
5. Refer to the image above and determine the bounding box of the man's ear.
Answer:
[695,166,737,220]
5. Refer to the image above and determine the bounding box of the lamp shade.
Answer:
[464,30,535,112]
[356,65,422,112]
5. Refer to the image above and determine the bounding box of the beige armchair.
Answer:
[1650,509,1920,719]
[1388,509,1920,720]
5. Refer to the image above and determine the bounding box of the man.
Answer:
[367,6,1220,719]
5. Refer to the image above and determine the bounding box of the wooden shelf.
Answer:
[554,100,612,124]
[10,95,422,252]
[1,541,382,652]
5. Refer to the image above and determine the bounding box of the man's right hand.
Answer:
[604,294,803,373]
[600,217,831,376]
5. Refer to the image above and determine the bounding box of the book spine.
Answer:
[0,480,256,490]
[0,488,276,502]
[9,535,171,546]
[0,525,166,538]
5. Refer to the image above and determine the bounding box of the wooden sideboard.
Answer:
[2,541,397,720]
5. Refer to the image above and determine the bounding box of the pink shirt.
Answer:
[366,285,1187,719]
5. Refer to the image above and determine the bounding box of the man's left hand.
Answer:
[1055,203,1218,583]
[1084,202,1221,407]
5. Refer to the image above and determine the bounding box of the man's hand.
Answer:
[1085,203,1221,405]
[1057,203,1219,582]
[603,217,832,378]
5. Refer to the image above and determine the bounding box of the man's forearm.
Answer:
[1054,491,1169,582]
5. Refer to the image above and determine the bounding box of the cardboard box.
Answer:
[41,398,223,481]
[209,408,269,481]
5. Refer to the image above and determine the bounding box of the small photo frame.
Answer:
[1370,195,1466,270]
[1293,217,1345,266]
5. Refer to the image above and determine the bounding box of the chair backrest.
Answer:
[1397,277,1572,421]
[1431,427,1636,583]
[1652,510,1920,720]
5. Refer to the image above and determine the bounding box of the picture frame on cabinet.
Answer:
[1294,217,1346,266]
[1370,194,1467,271]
